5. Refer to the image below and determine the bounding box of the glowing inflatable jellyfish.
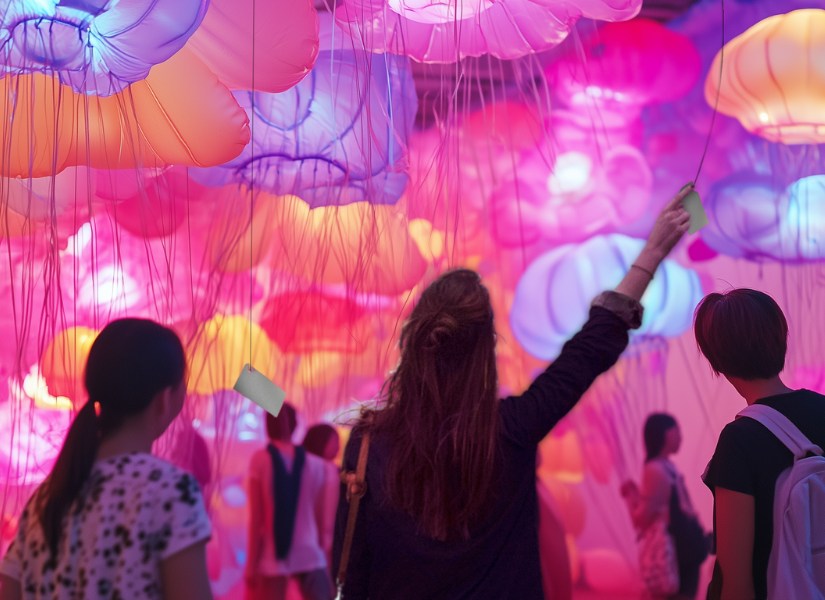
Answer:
[187,0,319,93]
[1,50,251,179]
[549,19,700,120]
[0,0,207,96]
[335,0,642,63]
[701,174,825,262]
[511,234,702,360]
[268,195,428,296]
[706,9,825,145]
[490,146,653,248]
[196,16,417,207]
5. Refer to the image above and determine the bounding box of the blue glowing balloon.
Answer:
[702,174,825,262]
[511,234,703,361]
[0,0,208,96]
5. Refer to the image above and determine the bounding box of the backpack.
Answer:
[737,404,825,600]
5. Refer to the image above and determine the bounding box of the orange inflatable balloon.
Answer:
[40,326,99,407]
[77,48,251,169]
[0,74,76,178]
[203,187,278,273]
[2,50,250,178]
[188,0,319,92]
[269,196,428,296]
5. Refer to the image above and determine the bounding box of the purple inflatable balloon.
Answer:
[702,174,825,262]
[193,17,417,208]
[511,234,702,360]
[0,0,208,96]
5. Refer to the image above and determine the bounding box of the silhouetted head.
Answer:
[694,288,788,380]
[644,413,680,462]
[266,402,296,442]
[303,423,340,461]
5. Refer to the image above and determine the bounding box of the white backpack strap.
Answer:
[737,404,823,460]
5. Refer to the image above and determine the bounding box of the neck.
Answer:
[270,439,294,455]
[97,424,155,460]
[728,376,793,405]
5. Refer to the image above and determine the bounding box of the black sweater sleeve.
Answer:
[499,306,631,447]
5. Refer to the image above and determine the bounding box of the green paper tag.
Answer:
[682,190,708,234]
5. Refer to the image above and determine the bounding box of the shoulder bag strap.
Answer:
[737,404,823,459]
[336,431,371,596]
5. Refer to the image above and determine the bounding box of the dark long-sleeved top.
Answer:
[333,304,633,599]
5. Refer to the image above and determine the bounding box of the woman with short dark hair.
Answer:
[696,289,825,600]
[332,186,694,599]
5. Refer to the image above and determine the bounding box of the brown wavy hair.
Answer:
[363,269,499,541]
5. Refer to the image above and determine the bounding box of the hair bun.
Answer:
[423,314,460,352]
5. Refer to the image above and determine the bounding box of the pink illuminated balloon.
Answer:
[98,167,201,239]
[0,237,50,377]
[491,146,652,247]
[0,402,71,486]
[580,549,640,595]
[187,0,319,93]
[60,217,203,325]
[3,167,94,222]
[402,101,545,255]
[259,290,371,355]
[336,0,642,63]
[549,19,700,119]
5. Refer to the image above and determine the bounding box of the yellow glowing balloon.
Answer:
[706,9,825,144]
[188,315,279,395]
[40,326,99,407]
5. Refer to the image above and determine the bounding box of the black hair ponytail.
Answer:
[37,318,186,558]
[39,400,99,557]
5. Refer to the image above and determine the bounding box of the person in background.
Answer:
[622,413,708,600]
[0,318,212,600]
[245,405,335,600]
[302,424,342,586]
[303,424,341,463]
[695,289,825,600]
[332,186,693,599]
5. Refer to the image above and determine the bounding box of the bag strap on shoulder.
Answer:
[737,404,823,460]
[336,430,371,595]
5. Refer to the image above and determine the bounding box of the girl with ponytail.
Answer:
[0,318,212,600]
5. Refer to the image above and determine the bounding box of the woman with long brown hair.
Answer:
[332,187,694,599]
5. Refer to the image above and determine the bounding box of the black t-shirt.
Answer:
[702,389,825,599]
[332,307,631,599]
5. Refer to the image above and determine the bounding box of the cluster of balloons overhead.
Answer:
[655,2,825,264]
[0,0,322,179]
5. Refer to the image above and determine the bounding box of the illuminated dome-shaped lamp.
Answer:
[706,9,825,145]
